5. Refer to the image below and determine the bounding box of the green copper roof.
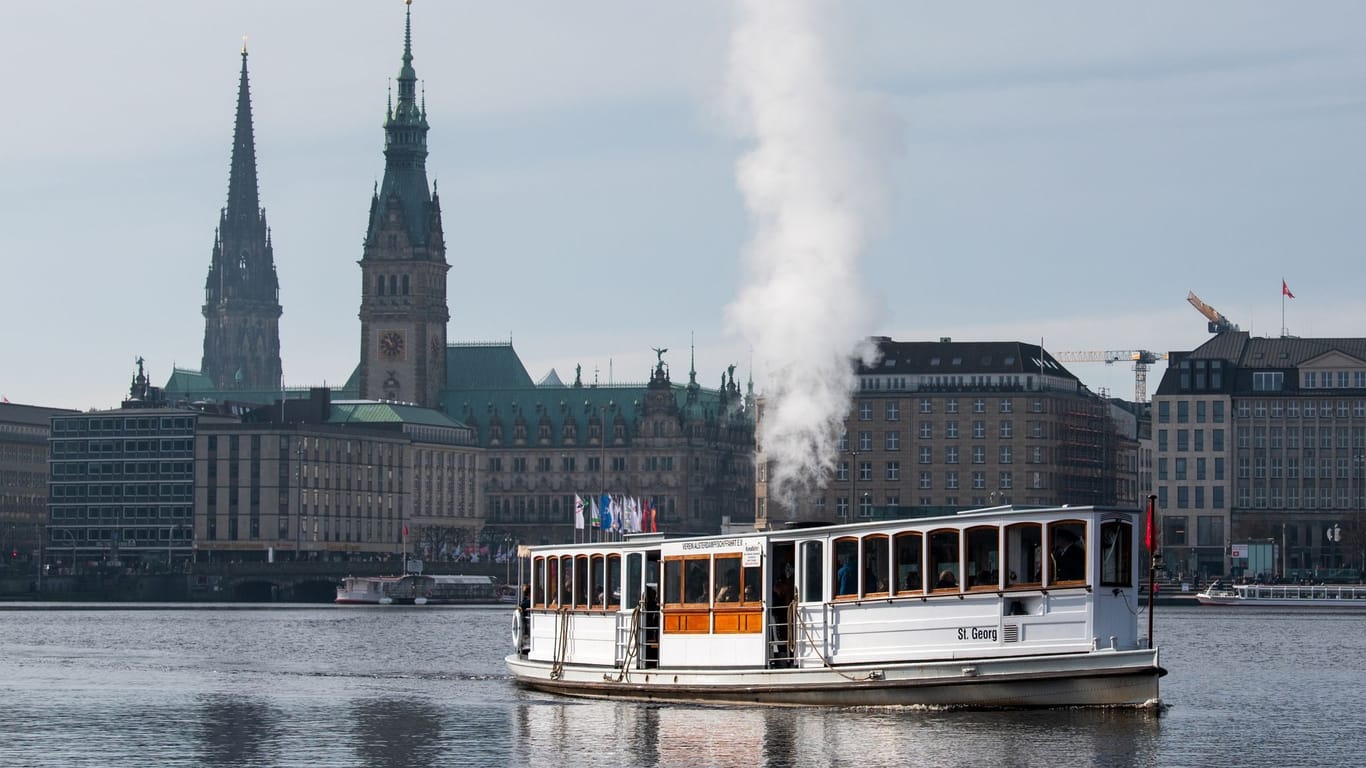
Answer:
[446,343,535,389]
[327,401,468,429]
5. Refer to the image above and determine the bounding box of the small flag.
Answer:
[600,493,612,533]
[402,524,409,538]
[1282,279,1295,299]
[1144,497,1155,552]
[590,496,601,529]
[574,494,585,530]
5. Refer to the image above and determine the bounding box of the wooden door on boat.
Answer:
[792,539,829,661]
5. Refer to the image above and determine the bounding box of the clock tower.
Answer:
[358,1,449,408]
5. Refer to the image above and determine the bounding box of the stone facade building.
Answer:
[0,402,77,564]
[757,337,1137,529]
[1152,331,1366,580]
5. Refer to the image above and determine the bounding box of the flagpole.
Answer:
[1146,494,1157,649]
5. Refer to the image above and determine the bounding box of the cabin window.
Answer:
[800,541,824,603]
[574,555,590,608]
[714,555,743,602]
[743,563,761,604]
[862,534,890,596]
[833,537,860,599]
[684,557,711,605]
[663,558,683,605]
[1047,520,1088,585]
[625,553,643,609]
[893,531,923,594]
[546,557,561,608]
[1100,520,1133,587]
[590,555,606,608]
[532,556,546,607]
[929,529,960,591]
[606,554,623,608]
[559,556,574,606]
[1005,523,1043,587]
[965,526,1000,589]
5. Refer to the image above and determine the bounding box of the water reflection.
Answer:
[350,699,443,768]
[509,696,1161,768]
[196,694,281,767]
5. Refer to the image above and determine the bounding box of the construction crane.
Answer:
[1054,350,1167,403]
[1187,291,1239,334]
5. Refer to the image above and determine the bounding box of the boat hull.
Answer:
[505,649,1163,708]
[1196,584,1366,608]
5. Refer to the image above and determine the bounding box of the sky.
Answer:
[3,1,1366,412]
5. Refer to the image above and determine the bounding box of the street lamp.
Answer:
[846,450,858,524]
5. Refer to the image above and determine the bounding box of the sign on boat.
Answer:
[505,504,1164,708]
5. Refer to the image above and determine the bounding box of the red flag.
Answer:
[1144,497,1155,552]
[402,524,409,538]
[1282,279,1294,299]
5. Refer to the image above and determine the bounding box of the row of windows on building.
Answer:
[851,398,1046,421]
[837,422,1064,450]
[483,454,724,474]
[50,483,194,501]
[52,416,196,435]
[829,469,1041,492]
[53,439,195,457]
[51,461,194,479]
[50,505,193,522]
[1159,397,1366,424]
[1244,370,1366,392]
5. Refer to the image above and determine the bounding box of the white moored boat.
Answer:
[335,575,402,605]
[1196,581,1366,608]
[505,504,1164,708]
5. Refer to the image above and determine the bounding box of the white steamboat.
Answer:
[505,504,1163,707]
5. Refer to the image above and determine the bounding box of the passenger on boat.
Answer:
[715,572,740,602]
[1052,529,1085,581]
[837,556,857,596]
[937,570,957,589]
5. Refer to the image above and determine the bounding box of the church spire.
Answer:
[202,43,282,393]
[225,44,260,225]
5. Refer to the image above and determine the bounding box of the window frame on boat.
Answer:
[964,525,1000,591]
[1046,520,1088,586]
[1004,522,1043,589]
[893,531,923,595]
[800,540,825,604]
[832,536,860,600]
[1099,517,1133,588]
[532,555,547,608]
[862,533,891,598]
[569,555,587,609]
[929,528,961,593]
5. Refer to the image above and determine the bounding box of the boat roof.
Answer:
[524,504,1137,555]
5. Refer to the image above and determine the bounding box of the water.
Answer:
[1,604,1362,767]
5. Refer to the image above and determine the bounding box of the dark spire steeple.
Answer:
[202,42,282,392]
[226,41,260,223]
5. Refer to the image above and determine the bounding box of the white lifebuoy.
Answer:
[512,607,523,651]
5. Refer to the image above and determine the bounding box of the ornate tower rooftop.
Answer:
[357,1,450,409]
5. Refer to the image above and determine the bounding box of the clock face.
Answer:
[379,331,405,360]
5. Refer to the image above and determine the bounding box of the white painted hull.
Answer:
[505,648,1163,708]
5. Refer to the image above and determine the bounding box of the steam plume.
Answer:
[725,0,896,512]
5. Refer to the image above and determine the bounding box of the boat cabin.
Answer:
[515,505,1142,671]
